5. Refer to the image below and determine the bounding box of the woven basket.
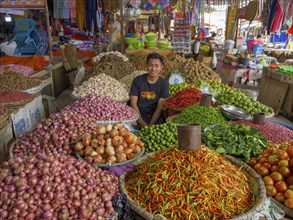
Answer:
[76,147,145,168]
[271,198,293,218]
[119,153,266,220]
[96,117,138,125]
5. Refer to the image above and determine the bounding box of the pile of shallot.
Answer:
[75,123,144,165]
[64,94,138,121]
[0,153,119,219]
[72,73,129,102]
[13,110,97,158]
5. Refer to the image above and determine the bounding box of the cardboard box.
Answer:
[197,55,213,68]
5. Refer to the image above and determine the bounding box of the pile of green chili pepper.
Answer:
[171,104,227,129]
[126,147,254,220]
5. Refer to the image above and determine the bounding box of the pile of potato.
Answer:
[181,59,221,83]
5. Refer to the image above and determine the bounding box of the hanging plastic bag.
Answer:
[109,21,122,46]
[73,66,85,87]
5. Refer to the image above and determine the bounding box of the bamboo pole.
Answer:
[44,0,53,63]
[120,0,124,53]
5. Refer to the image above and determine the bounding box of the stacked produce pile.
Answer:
[0,91,31,105]
[203,124,268,163]
[172,104,227,129]
[165,87,202,111]
[72,73,129,102]
[92,51,129,63]
[180,59,221,83]
[64,94,138,121]
[126,147,255,219]
[201,80,274,115]
[0,153,119,219]
[249,141,293,209]
[13,111,97,158]
[0,72,40,91]
[137,122,177,153]
[119,70,145,91]
[127,51,175,78]
[75,123,144,165]
[91,54,135,79]
[166,53,186,72]
[233,120,293,143]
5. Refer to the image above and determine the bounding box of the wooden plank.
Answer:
[257,77,289,115]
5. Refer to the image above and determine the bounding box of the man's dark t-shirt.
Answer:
[130,74,169,123]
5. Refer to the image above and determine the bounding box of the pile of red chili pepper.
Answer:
[164,87,202,111]
[126,147,254,220]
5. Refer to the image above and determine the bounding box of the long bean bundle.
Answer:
[126,147,255,220]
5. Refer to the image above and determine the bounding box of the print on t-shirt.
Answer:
[141,91,156,100]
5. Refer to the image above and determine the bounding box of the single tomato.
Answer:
[259,157,268,164]
[286,176,293,185]
[254,163,262,171]
[266,185,277,197]
[269,147,278,155]
[275,192,285,202]
[279,167,291,178]
[262,152,270,158]
[271,165,279,172]
[278,159,289,167]
[263,162,271,170]
[284,189,293,199]
[268,155,279,166]
[289,158,293,168]
[285,198,293,209]
[270,172,283,182]
[288,185,293,190]
[277,150,289,160]
[263,176,274,186]
[275,181,288,193]
[286,146,293,157]
[249,158,258,167]
[257,166,269,177]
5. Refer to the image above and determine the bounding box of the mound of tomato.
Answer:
[249,141,293,209]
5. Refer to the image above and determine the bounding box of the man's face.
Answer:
[147,58,162,77]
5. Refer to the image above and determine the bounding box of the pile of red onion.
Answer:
[0,153,119,219]
[63,94,138,121]
[233,120,293,143]
[13,110,97,158]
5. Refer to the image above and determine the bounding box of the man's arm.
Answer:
[150,98,165,125]
[130,95,148,128]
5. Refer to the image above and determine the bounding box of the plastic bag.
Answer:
[199,82,221,97]
[73,66,85,87]
[109,21,122,45]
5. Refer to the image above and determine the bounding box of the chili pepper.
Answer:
[125,147,254,220]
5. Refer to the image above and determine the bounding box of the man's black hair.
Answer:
[146,52,165,65]
[257,34,262,38]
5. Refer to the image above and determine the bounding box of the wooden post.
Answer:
[45,0,53,63]
[158,9,161,39]
[120,0,124,53]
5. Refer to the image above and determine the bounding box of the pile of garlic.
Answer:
[72,73,129,102]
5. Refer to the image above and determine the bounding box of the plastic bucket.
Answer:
[177,124,201,150]
[253,113,265,124]
[200,94,212,106]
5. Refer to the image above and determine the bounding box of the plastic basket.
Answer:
[76,147,145,167]
[119,153,266,220]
